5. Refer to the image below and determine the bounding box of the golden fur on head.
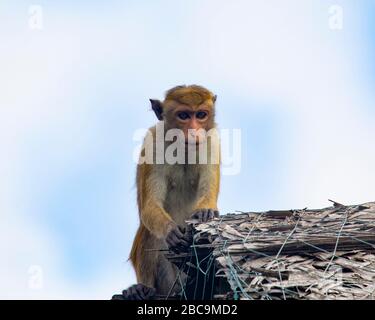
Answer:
[164,85,216,106]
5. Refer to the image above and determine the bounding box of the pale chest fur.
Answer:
[162,164,202,225]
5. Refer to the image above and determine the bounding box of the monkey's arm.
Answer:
[137,163,176,239]
[193,164,220,211]
[138,163,188,251]
[189,164,220,223]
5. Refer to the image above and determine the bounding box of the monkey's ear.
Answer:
[150,99,163,120]
[213,95,217,103]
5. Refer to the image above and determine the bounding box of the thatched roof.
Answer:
[166,201,375,300]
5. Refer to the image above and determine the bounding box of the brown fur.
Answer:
[129,85,220,296]
[165,85,215,106]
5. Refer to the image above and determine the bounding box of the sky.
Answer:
[0,0,374,299]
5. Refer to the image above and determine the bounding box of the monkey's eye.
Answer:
[196,111,208,120]
[177,112,190,120]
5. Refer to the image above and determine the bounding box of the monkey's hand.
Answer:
[191,209,219,222]
[166,222,191,254]
[111,284,156,300]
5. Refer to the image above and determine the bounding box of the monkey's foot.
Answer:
[111,284,156,300]
[191,209,219,222]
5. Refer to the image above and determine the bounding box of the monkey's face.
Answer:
[174,106,211,145]
[149,85,217,145]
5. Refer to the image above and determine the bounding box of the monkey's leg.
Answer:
[111,228,160,300]
[136,234,183,298]
[154,253,186,298]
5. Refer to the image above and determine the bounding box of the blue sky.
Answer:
[0,1,374,299]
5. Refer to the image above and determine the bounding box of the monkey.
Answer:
[112,85,220,300]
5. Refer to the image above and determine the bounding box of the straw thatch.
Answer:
[166,201,375,300]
